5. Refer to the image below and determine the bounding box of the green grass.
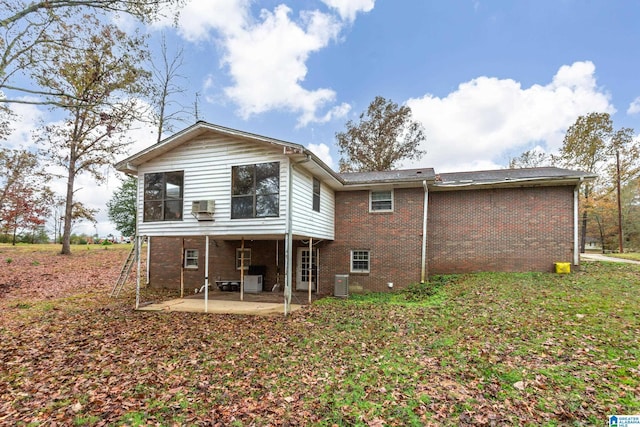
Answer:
[605,252,640,261]
[1,261,639,425]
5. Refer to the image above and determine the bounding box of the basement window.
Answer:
[184,249,199,269]
[350,250,370,273]
[236,248,251,270]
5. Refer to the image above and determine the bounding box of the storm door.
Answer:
[296,247,317,291]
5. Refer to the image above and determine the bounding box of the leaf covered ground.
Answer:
[1,244,639,426]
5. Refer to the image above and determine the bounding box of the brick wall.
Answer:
[148,185,576,294]
[148,237,285,292]
[427,186,575,274]
[320,187,425,293]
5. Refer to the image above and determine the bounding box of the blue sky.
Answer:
[6,0,640,237]
[141,0,639,171]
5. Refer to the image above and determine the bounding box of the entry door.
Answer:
[296,247,317,291]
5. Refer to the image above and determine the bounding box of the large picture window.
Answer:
[231,162,280,219]
[143,171,184,222]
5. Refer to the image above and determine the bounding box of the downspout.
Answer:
[146,237,150,285]
[308,237,313,304]
[284,160,294,315]
[573,178,582,266]
[421,180,429,283]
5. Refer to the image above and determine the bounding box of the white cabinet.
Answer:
[243,275,262,293]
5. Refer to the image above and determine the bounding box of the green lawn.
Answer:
[1,253,638,426]
[605,252,640,262]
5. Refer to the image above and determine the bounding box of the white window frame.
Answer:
[350,250,370,273]
[236,248,251,270]
[184,249,199,269]
[369,189,393,212]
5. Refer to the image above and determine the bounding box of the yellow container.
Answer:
[554,262,571,274]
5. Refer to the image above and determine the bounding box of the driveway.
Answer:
[580,253,640,265]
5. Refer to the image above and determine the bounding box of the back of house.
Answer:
[115,121,595,296]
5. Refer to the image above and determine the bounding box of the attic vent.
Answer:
[191,200,215,220]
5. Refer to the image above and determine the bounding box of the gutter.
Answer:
[432,173,599,190]
[421,180,428,283]
[574,177,583,265]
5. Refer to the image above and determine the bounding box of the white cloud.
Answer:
[153,1,361,126]
[320,0,375,22]
[3,101,45,149]
[405,61,614,172]
[628,96,640,115]
[152,0,251,42]
[308,142,334,169]
[222,5,343,126]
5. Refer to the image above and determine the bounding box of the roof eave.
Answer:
[430,175,595,191]
[115,121,310,174]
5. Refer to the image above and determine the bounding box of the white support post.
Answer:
[284,232,293,315]
[205,235,209,313]
[574,185,580,265]
[135,235,141,309]
[308,238,312,304]
[180,238,184,298]
[240,237,245,301]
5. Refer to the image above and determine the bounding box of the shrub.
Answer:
[401,275,456,301]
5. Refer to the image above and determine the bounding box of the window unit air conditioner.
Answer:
[191,200,215,219]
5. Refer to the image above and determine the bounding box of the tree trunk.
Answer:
[61,161,75,255]
[580,209,588,254]
[595,215,605,254]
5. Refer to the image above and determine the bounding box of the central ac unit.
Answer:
[191,200,215,214]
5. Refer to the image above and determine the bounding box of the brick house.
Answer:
[115,121,594,308]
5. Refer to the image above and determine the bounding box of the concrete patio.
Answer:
[137,290,321,315]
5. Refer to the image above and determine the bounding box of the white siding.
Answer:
[136,134,290,237]
[290,165,335,240]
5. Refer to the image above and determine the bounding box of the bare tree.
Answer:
[150,33,188,143]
